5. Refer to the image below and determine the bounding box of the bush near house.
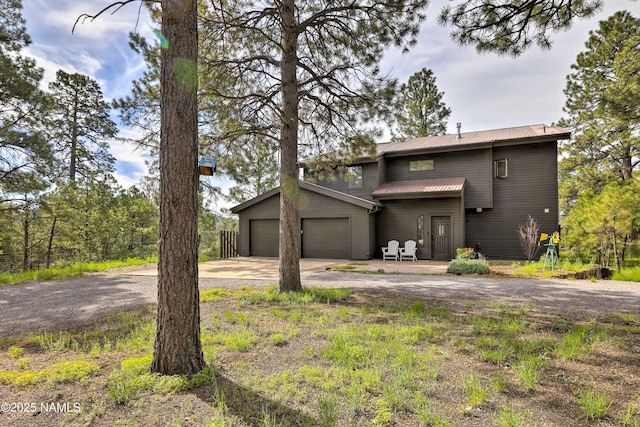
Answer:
[447,249,490,275]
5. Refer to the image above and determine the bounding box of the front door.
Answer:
[431,216,451,260]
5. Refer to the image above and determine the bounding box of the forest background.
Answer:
[1,0,638,274]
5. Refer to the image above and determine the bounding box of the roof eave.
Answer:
[379,142,493,158]
[230,187,280,213]
[301,181,382,209]
[372,190,463,200]
[377,130,571,158]
[231,181,383,213]
[492,133,571,147]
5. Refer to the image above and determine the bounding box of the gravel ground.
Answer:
[0,270,638,338]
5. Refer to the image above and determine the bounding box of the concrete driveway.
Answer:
[1,258,638,338]
[125,257,449,280]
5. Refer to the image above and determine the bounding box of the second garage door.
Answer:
[302,218,350,259]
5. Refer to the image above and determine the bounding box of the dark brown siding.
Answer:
[237,194,280,256]
[385,149,493,208]
[465,141,559,259]
[237,188,374,259]
[375,198,463,260]
[301,191,371,259]
[306,162,378,200]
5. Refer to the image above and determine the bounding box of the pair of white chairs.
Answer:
[382,240,417,261]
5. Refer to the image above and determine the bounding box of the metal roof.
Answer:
[376,124,570,156]
[371,177,466,199]
[230,180,382,213]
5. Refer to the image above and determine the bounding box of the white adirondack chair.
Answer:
[400,240,418,261]
[382,240,399,261]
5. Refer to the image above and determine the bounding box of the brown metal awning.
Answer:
[371,177,465,200]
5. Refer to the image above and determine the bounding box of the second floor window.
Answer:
[346,166,363,188]
[410,160,434,172]
[495,159,508,178]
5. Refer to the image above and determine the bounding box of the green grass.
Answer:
[201,288,231,302]
[332,265,357,271]
[331,265,386,274]
[498,259,594,278]
[239,284,352,305]
[0,360,100,385]
[622,402,640,427]
[514,356,543,390]
[613,266,640,282]
[222,327,259,351]
[108,354,216,404]
[461,373,487,407]
[1,290,638,426]
[0,256,157,286]
[491,372,509,393]
[577,386,613,420]
[496,406,532,427]
[496,258,640,282]
[7,346,24,358]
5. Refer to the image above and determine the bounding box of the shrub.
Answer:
[447,259,490,275]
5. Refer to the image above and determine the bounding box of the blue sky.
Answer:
[21,0,638,211]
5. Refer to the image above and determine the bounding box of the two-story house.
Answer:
[230,124,570,260]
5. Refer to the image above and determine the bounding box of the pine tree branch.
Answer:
[72,0,159,34]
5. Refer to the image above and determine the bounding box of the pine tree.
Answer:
[391,68,451,141]
[559,11,640,209]
[46,70,118,183]
[0,0,52,195]
[439,0,601,56]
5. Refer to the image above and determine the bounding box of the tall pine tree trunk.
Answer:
[70,94,79,183]
[21,201,30,273]
[278,0,302,292]
[151,0,205,375]
[622,150,632,180]
[45,216,57,269]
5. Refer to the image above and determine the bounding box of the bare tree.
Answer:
[517,215,541,261]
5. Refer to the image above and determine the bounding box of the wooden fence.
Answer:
[219,230,239,259]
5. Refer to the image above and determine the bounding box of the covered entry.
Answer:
[302,217,350,259]
[249,219,278,257]
[373,177,466,260]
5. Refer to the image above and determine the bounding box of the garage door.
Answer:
[302,218,350,259]
[249,219,279,257]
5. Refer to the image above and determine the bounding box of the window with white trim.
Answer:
[494,159,508,178]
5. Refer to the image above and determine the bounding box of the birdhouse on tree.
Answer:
[198,156,216,176]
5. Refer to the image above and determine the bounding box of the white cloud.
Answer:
[382,0,638,135]
[26,0,149,41]
[22,0,152,100]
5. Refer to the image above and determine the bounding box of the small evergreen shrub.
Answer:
[447,259,490,275]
